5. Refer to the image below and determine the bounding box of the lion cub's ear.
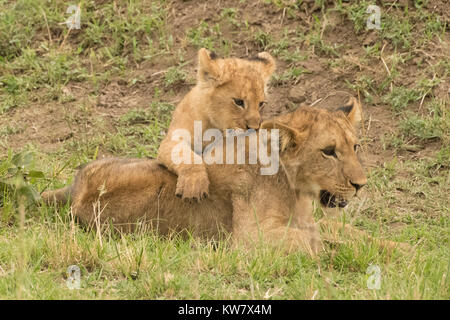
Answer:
[252,52,276,84]
[197,48,222,86]
[260,120,302,152]
[337,97,363,128]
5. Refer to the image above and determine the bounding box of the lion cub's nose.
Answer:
[350,180,366,192]
[246,119,261,130]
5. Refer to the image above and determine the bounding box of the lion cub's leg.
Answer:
[293,193,323,252]
[319,217,412,253]
[41,185,72,205]
[231,194,321,256]
[157,135,209,202]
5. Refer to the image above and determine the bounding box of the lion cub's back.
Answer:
[70,158,232,237]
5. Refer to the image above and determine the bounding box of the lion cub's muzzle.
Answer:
[319,179,367,208]
[319,190,349,208]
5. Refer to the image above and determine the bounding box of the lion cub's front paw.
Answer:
[175,169,210,202]
[306,224,323,255]
[298,223,323,256]
[382,239,414,254]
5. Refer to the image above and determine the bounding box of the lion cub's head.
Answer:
[195,48,275,131]
[262,98,367,207]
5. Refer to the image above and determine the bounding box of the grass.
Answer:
[0,0,449,299]
[0,166,447,299]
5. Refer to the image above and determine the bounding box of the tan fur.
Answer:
[157,48,276,201]
[42,99,384,255]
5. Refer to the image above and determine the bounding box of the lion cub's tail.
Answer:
[41,185,72,206]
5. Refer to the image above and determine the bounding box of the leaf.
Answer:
[28,170,45,179]
[18,185,40,202]
[12,151,33,168]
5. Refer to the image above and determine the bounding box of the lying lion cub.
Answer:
[157,48,275,201]
[42,98,368,255]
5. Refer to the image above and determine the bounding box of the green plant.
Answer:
[0,151,44,210]
[187,21,217,50]
[220,8,241,28]
[399,100,449,142]
[384,86,421,112]
[164,65,188,87]
[253,30,273,51]
[271,67,309,86]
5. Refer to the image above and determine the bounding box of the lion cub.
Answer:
[157,48,275,201]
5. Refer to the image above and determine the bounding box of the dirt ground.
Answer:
[2,1,448,173]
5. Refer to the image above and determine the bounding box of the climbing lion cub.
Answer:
[157,48,275,201]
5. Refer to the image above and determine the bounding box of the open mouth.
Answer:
[319,190,348,208]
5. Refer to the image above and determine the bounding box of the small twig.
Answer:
[418,90,429,110]
[280,8,286,27]
[41,8,52,44]
[59,24,72,50]
[366,115,373,137]
[320,14,328,40]
[385,0,398,14]
[310,98,323,106]
[380,43,393,91]
[419,74,436,110]
[357,90,369,154]
[89,50,94,75]
[150,70,167,77]
[70,207,76,243]
[380,56,391,77]
[380,56,393,92]
[93,186,107,249]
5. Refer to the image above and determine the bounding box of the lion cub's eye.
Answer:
[322,147,337,158]
[354,144,360,152]
[233,98,245,108]
[259,101,266,108]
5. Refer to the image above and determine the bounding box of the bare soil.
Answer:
[1,0,448,172]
